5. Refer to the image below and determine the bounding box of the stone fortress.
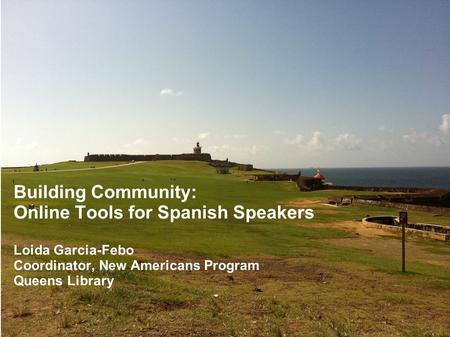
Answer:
[58,142,450,239]
[26,142,450,242]
[84,142,212,163]
[84,142,253,173]
[83,143,450,214]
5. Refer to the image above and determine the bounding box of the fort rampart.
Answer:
[362,216,450,241]
[325,185,434,193]
[84,153,212,162]
[354,199,450,216]
[250,174,299,181]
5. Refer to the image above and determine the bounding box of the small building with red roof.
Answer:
[314,169,325,180]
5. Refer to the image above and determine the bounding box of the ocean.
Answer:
[270,167,450,190]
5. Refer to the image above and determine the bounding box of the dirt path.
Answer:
[2,161,144,175]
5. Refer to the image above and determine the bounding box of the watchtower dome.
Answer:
[193,142,202,154]
[314,169,325,180]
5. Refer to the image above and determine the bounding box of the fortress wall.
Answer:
[238,164,254,171]
[296,176,324,191]
[84,153,212,162]
[362,216,450,241]
[325,185,434,193]
[251,174,299,181]
[354,199,450,216]
[209,160,238,168]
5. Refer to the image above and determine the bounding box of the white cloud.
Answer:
[205,144,231,159]
[123,138,149,152]
[377,125,393,133]
[402,129,442,146]
[272,130,284,135]
[335,133,362,150]
[440,114,450,134]
[198,132,211,140]
[206,143,267,161]
[2,138,39,164]
[401,114,450,147]
[208,144,230,152]
[1,139,44,166]
[160,88,184,97]
[131,138,148,145]
[248,145,258,155]
[283,134,304,145]
[284,131,362,152]
[307,131,324,149]
[226,134,248,139]
[245,144,268,156]
[9,138,39,152]
[284,131,327,151]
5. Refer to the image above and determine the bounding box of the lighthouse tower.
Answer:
[193,142,202,154]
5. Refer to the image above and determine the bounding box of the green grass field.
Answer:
[2,161,450,336]
[2,161,132,173]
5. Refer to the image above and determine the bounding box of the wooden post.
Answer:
[399,211,407,272]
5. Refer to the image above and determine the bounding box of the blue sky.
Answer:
[2,0,450,167]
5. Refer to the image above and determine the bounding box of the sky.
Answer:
[2,0,450,168]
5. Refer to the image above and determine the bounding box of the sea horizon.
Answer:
[267,165,450,170]
[267,166,450,190]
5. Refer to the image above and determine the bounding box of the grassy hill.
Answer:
[2,161,450,336]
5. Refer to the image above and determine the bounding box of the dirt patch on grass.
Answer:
[323,235,450,269]
[283,199,324,208]
[303,220,450,269]
[3,229,450,336]
[3,249,450,336]
[303,220,396,238]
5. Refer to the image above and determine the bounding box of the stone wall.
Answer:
[238,164,253,171]
[354,199,450,216]
[250,173,299,181]
[326,186,450,209]
[84,153,212,162]
[362,216,450,241]
[297,176,324,191]
[209,160,238,168]
[326,185,434,193]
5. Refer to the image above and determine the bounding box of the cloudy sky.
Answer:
[2,0,450,168]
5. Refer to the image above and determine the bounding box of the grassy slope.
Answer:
[2,161,450,336]
[1,161,130,173]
